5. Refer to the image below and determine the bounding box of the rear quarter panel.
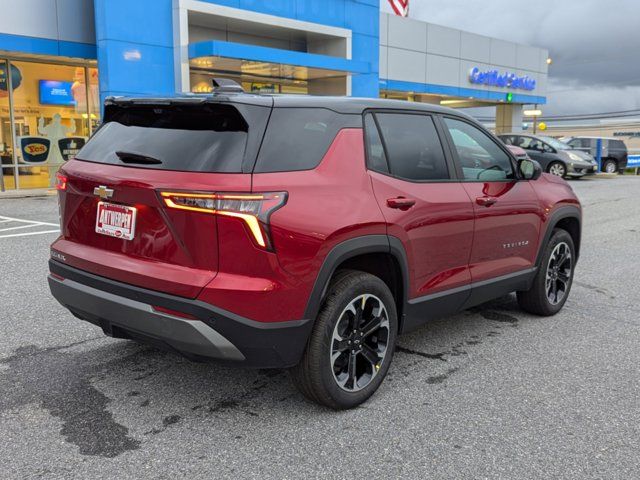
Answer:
[250,128,387,320]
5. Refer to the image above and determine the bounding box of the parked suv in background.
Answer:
[499,133,597,178]
[48,85,582,409]
[561,136,628,173]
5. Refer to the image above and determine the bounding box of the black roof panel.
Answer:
[105,93,475,119]
[269,95,456,115]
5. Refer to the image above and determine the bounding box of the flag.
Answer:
[388,0,409,17]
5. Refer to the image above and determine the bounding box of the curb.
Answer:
[574,173,620,180]
[0,188,56,199]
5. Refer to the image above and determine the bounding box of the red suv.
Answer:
[49,88,581,409]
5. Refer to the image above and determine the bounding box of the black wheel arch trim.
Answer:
[535,205,582,267]
[303,235,410,330]
[305,209,581,337]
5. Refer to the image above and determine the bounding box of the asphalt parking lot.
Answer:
[1,176,639,479]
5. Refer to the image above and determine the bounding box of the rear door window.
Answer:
[363,113,389,173]
[610,140,626,151]
[254,108,359,173]
[373,112,450,181]
[76,103,266,173]
[569,138,591,149]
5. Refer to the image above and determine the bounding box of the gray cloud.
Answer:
[382,0,640,115]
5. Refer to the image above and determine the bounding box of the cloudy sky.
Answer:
[381,0,640,117]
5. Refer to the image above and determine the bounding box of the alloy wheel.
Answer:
[546,242,572,305]
[605,161,617,174]
[549,163,566,177]
[330,294,390,392]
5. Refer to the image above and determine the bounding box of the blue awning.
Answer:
[380,79,547,105]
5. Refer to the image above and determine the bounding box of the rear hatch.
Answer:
[54,96,272,298]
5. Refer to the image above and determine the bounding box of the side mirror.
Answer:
[519,158,542,180]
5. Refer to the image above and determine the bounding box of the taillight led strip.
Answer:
[55,172,68,190]
[159,191,287,251]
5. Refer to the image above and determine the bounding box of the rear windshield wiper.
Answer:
[116,151,162,165]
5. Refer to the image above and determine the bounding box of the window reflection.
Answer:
[0,60,99,190]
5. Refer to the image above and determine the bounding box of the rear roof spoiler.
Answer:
[104,93,273,108]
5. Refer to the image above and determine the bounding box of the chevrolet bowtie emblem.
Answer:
[94,185,114,199]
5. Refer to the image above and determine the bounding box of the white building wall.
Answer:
[0,0,95,45]
[380,12,548,101]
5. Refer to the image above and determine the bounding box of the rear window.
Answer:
[609,140,626,151]
[76,104,255,173]
[254,108,359,173]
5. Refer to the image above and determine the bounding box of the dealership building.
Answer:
[0,0,548,191]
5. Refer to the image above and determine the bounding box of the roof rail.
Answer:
[211,78,245,94]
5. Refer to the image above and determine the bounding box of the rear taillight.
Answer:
[55,172,67,191]
[55,172,67,227]
[160,191,287,251]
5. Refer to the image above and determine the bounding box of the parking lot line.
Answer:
[0,215,60,227]
[0,215,60,239]
[0,229,60,239]
[0,224,43,233]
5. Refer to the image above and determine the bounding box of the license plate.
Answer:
[95,202,137,241]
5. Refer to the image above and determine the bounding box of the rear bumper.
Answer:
[48,260,312,368]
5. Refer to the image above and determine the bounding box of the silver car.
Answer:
[499,133,598,178]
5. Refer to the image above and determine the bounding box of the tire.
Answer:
[290,270,398,410]
[603,159,617,174]
[547,161,567,178]
[517,229,575,316]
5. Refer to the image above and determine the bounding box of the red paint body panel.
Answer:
[248,128,386,321]
[461,180,543,282]
[530,174,582,250]
[53,159,251,298]
[368,172,475,298]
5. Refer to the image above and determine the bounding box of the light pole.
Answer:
[524,106,543,134]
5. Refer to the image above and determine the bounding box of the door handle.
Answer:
[476,196,498,207]
[387,197,416,210]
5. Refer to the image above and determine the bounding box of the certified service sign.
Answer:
[469,67,536,91]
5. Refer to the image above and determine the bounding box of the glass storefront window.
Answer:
[190,71,309,96]
[1,60,16,191]
[87,67,101,130]
[11,61,92,189]
[0,59,99,190]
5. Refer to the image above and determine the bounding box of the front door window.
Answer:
[444,117,515,181]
